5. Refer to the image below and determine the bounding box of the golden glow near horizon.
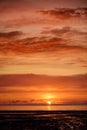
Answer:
[43,94,54,100]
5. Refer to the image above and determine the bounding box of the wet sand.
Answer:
[0,111,87,130]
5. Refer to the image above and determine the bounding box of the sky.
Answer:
[0,0,87,106]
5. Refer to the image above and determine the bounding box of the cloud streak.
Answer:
[0,73,87,87]
[40,8,87,20]
[0,31,23,39]
[0,34,87,55]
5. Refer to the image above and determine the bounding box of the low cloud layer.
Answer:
[0,74,87,104]
[0,73,87,87]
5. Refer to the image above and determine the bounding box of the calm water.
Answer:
[0,105,87,111]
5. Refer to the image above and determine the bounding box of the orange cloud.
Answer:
[0,73,87,88]
[42,26,87,36]
[0,31,23,39]
[0,35,87,55]
[40,8,87,20]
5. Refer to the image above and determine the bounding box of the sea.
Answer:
[0,104,87,111]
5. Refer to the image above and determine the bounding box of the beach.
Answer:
[0,110,87,130]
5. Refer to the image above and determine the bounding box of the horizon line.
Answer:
[0,104,87,106]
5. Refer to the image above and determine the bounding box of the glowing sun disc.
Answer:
[47,101,51,105]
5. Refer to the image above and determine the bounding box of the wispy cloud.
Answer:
[0,31,23,39]
[40,8,87,19]
[0,33,87,55]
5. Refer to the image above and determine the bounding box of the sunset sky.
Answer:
[0,0,87,106]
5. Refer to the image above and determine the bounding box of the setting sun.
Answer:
[47,101,51,105]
